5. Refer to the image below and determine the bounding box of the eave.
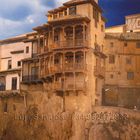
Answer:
[48,15,90,25]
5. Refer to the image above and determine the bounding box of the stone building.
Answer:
[0,32,37,113]
[21,0,106,112]
[104,14,140,109]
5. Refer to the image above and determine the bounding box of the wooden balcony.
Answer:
[22,75,42,84]
[94,43,107,58]
[94,66,105,78]
[53,39,88,49]
[41,63,86,78]
[64,63,86,72]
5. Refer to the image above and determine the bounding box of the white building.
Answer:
[0,32,37,96]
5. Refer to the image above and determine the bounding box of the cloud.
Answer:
[0,0,53,39]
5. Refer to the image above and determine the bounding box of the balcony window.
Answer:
[65,53,73,64]
[65,26,73,39]
[54,53,62,65]
[75,52,84,63]
[59,11,63,17]
[64,10,67,16]
[54,35,59,42]
[8,60,12,69]
[53,13,57,19]
[69,6,76,15]
[75,25,83,40]
[12,77,17,90]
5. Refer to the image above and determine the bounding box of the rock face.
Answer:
[0,87,140,140]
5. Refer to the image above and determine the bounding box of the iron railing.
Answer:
[22,75,39,83]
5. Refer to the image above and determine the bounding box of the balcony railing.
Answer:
[0,85,6,91]
[22,75,41,83]
[53,39,88,49]
[94,66,105,78]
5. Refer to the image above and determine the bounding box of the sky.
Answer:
[0,0,140,39]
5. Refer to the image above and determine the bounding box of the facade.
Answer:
[104,32,140,109]
[104,13,140,109]
[21,0,106,110]
[1,0,140,114]
[0,33,36,113]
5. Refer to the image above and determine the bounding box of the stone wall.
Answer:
[0,85,140,140]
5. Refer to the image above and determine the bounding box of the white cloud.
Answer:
[0,0,53,39]
[0,0,70,39]
[54,0,68,6]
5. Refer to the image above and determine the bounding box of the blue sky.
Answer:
[0,0,140,39]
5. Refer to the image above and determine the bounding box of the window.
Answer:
[8,60,12,69]
[124,42,127,47]
[26,46,29,53]
[17,61,21,67]
[110,42,114,47]
[109,55,115,64]
[93,7,99,28]
[40,39,43,47]
[54,35,59,42]
[110,74,114,79]
[136,42,140,48]
[64,10,67,16]
[69,6,76,15]
[53,13,57,19]
[126,58,131,64]
[31,67,39,81]
[59,11,63,17]
[127,72,134,80]
[3,103,8,113]
[12,77,17,90]
[13,104,16,111]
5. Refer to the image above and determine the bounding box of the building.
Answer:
[21,0,106,111]
[0,32,37,113]
[106,13,140,33]
[104,14,140,109]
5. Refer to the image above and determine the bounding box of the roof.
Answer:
[125,13,140,19]
[0,32,36,45]
[48,0,102,14]
[48,15,90,25]
[105,33,140,41]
